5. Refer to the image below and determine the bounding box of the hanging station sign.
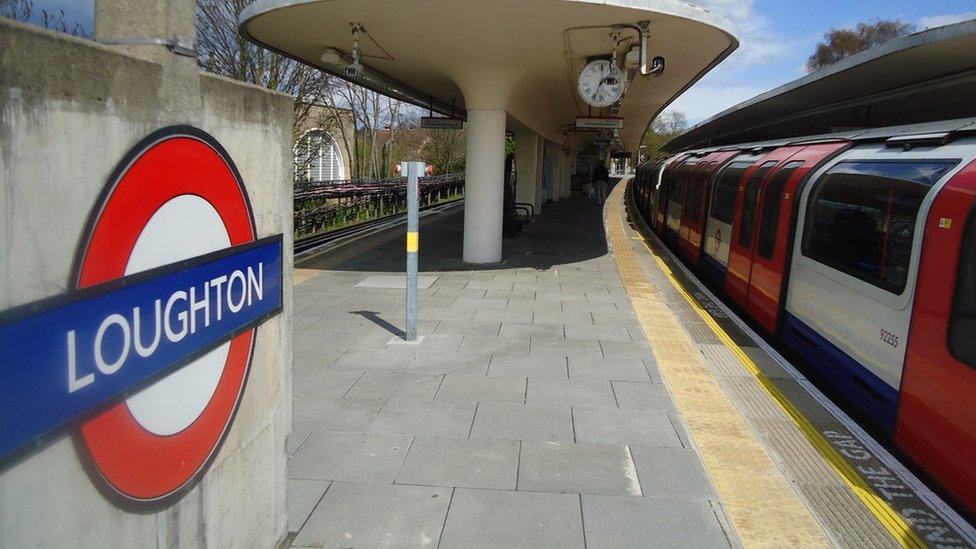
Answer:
[575,116,624,130]
[420,116,464,129]
[0,126,283,504]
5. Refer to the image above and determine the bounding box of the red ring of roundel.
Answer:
[75,128,256,502]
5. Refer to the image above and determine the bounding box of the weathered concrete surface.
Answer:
[0,17,293,548]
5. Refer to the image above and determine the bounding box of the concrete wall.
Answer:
[0,19,293,548]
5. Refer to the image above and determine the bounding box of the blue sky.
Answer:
[16,0,976,126]
[670,0,976,124]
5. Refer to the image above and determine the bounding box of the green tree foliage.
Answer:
[643,111,688,159]
[807,20,914,72]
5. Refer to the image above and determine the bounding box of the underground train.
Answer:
[631,118,976,515]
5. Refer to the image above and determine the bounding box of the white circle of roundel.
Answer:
[123,195,231,436]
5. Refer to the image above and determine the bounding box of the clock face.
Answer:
[578,59,625,108]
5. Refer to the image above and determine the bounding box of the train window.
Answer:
[949,209,976,368]
[739,161,777,248]
[711,161,752,224]
[757,162,803,259]
[803,160,957,294]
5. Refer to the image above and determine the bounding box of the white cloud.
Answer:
[918,12,976,29]
[686,0,797,70]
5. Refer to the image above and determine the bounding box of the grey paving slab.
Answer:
[354,274,439,289]
[471,309,533,323]
[395,437,519,490]
[432,320,501,336]
[611,381,675,410]
[488,355,568,378]
[581,495,732,549]
[572,406,682,447]
[334,349,416,370]
[293,482,451,548]
[293,368,364,398]
[531,337,603,357]
[498,321,564,339]
[387,334,463,353]
[438,489,584,549]
[433,287,487,299]
[292,397,383,433]
[287,431,311,457]
[457,334,530,356]
[289,432,412,482]
[369,399,477,438]
[629,446,716,499]
[526,377,616,407]
[417,306,475,321]
[561,300,619,313]
[344,372,443,401]
[568,357,650,381]
[564,323,632,342]
[506,298,561,312]
[287,479,330,533]
[470,402,575,442]
[435,375,527,403]
[452,297,509,310]
[518,441,643,496]
[531,310,593,325]
[407,352,491,376]
[599,340,655,360]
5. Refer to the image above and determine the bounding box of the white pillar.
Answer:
[463,109,506,263]
[514,132,543,212]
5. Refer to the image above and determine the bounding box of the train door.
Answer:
[896,157,976,514]
[664,157,697,243]
[725,158,778,307]
[678,159,713,261]
[684,151,741,266]
[746,142,850,332]
[700,154,759,287]
[655,154,686,232]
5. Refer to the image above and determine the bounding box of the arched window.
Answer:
[296,129,345,182]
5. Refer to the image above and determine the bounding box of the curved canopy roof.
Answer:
[240,0,737,151]
[665,20,976,152]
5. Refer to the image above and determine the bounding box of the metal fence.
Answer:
[293,173,465,238]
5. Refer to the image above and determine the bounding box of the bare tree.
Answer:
[421,128,466,174]
[1,0,91,37]
[807,20,914,72]
[196,0,329,139]
[642,111,688,158]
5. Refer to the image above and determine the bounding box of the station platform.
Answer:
[288,181,972,548]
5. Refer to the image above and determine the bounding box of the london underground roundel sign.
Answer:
[0,126,283,504]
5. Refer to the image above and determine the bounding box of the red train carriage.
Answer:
[633,120,976,515]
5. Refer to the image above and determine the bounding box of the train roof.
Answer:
[663,20,976,153]
[656,117,976,159]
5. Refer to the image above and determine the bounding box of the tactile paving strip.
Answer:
[604,183,833,547]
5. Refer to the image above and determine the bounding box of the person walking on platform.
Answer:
[592,160,609,205]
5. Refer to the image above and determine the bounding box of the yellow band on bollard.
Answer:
[406,231,419,253]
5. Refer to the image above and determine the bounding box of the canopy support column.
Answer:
[462,108,506,263]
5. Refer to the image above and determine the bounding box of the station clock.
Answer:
[578,59,625,108]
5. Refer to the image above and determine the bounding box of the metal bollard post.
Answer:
[400,161,425,341]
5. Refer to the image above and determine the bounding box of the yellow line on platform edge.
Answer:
[406,231,419,253]
[623,183,924,548]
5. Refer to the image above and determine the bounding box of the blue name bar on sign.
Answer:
[0,237,283,459]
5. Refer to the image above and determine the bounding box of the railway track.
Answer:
[293,198,464,258]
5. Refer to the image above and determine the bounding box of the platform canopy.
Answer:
[239,0,737,151]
